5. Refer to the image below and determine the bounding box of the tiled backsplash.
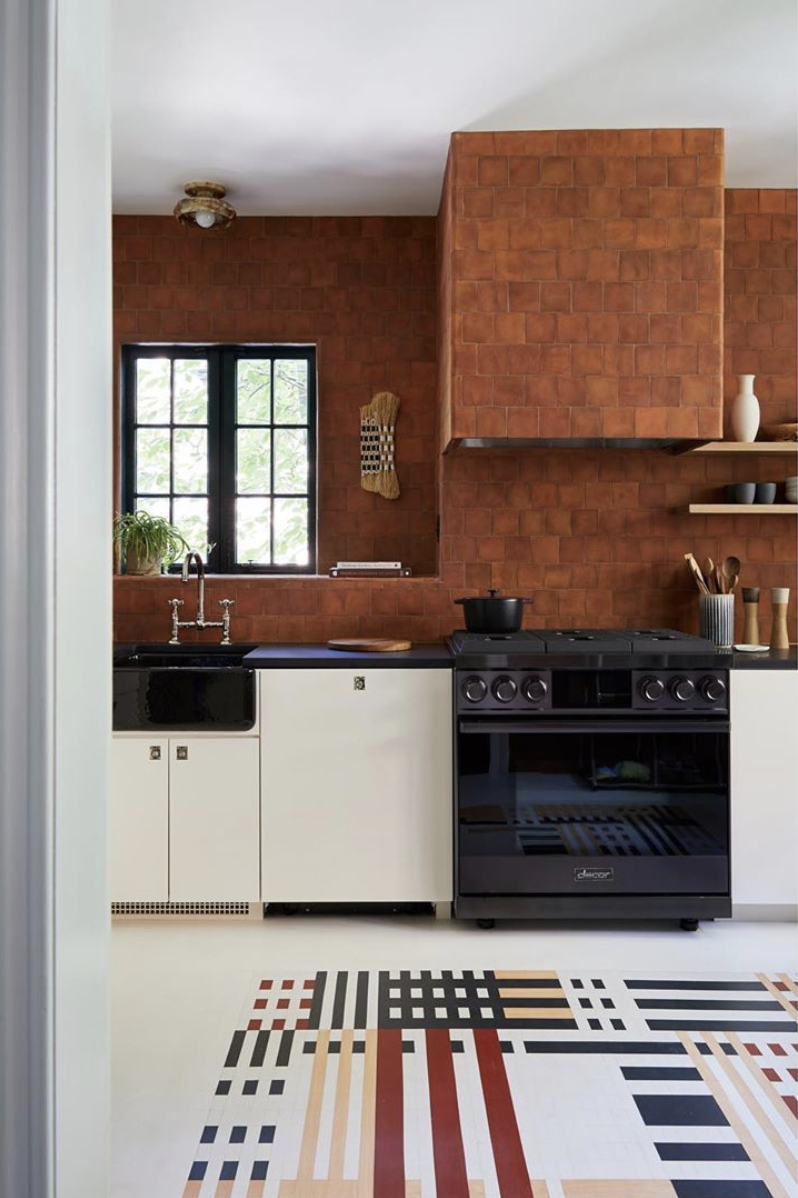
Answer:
[724,189,797,428]
[114,215,439,573]
[113,188,796,644]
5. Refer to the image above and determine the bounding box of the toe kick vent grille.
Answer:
[112,901,253,917]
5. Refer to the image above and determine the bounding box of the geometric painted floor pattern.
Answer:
[181,970,798,1198]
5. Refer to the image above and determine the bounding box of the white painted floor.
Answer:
[111,914,797,1198]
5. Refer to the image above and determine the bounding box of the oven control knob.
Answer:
[700,675,727,703]
[523,675,548,704]
[463,676,488,704]
[492,675,517,703]
[639,676,665,702]
[670,676,695,702]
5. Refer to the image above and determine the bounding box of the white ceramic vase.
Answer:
[731,374,760,442]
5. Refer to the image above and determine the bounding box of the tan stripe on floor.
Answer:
[677,1031,793,1198]
[757,972,798,1018]
[504,1007,575,1019]
[702,1031,797,1177]
[297,1029,330,1181]
[726,1031,798,1130]
[328,1030,353,1180]
[357,1029,377,1198]
[778,973,798,996]
[494,970,559,979]
[498,987,566,999]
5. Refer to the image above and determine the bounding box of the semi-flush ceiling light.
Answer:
[173,181,236,230]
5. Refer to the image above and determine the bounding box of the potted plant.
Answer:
[114,511,188,576]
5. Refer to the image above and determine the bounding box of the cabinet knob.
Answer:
[149,745,161,761]
[176,745,189,760]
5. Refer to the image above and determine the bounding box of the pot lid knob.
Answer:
[488,588,499,597]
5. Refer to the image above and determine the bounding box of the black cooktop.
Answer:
[449,628,718,656]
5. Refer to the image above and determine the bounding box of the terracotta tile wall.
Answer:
[724,189,798,428]
[114,188,796,646]
[113,215,438,574]
[440,129,725,446]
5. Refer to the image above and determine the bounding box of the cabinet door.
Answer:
[110,739,169,901]
[261,669,453,902]
[169,738,260,901]
[731,670,798,912]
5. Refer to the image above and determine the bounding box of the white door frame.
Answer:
[0,0,111,1194]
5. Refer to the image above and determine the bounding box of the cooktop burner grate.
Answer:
[450,627,718,656]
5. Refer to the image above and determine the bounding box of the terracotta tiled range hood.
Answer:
[437,129,725,450]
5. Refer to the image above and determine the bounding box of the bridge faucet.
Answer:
[168,552,234,644]
[181,551,206,623]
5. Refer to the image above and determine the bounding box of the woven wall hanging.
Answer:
[360,391,400,500]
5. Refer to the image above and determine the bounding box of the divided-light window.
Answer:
[121,345,317,573]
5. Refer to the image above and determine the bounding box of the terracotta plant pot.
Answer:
[124,547,162,576]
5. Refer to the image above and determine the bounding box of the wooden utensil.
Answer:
[327,638,411,652]
[684,553,710,596]
[703,557,716,593]
[727,573,739,593]
[715,564,725,594]
[721,556,741,592]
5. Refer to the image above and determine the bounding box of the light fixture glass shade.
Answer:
[174,182,236,230]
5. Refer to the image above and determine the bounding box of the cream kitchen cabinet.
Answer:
[110,736,260,903]
[260,668,453,906]
[110,739,169,901]
[731,669,798,918]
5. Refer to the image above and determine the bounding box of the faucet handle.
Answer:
[219,598,234,645]
[168,597,185,645]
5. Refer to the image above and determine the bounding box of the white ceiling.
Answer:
[112,0,797,216]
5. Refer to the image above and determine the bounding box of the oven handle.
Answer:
[458,718,730,734]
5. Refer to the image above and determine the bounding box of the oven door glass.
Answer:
[458,719,729,896]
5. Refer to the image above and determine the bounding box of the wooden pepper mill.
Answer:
[741,587,761,645]
[770,587,790,651]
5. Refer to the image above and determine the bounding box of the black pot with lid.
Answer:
[453,589,532,633]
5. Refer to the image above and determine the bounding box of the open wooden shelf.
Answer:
[688,503,798,515]
[687,441,798,454]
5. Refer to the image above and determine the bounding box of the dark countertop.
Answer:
[727,646,797,669]
[114,641,795,669]
[243,643,454,668]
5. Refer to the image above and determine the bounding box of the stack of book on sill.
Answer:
[328,561,412,578]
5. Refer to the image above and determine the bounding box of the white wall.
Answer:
[0,0,111,1194]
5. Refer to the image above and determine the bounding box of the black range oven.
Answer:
[450,629,731,929]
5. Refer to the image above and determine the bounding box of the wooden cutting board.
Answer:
[327,638,412,653]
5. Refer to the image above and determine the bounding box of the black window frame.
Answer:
[121,343,317,575]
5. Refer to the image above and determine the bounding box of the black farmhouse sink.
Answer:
[113,644,258,731]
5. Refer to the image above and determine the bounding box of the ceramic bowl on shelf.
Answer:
[755,482,777,504]
[728,482,756,504]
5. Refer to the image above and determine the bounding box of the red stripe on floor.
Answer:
[770,1043,787,1056]
[784,1095,797,1116]
[426,1029,470,1198]
[374,1028,404,1198]
[474,1028,533,1198]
